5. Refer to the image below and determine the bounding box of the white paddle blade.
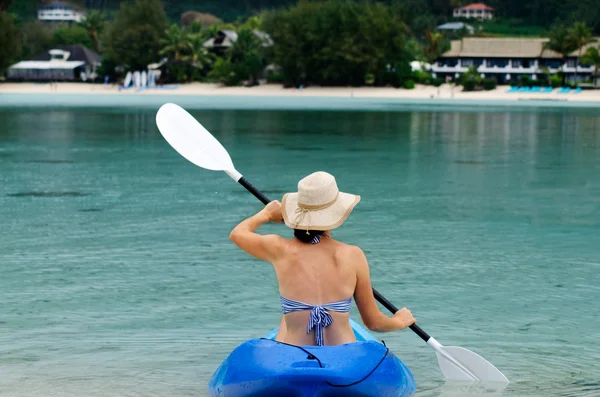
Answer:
[155,103,235,172]
[436,346,509,383]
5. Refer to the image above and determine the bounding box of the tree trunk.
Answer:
[561,56,567,87]
[575,49,582,85]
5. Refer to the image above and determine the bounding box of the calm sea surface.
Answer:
[0,99,599,397]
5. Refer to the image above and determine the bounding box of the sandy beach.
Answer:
[2,82,600,102]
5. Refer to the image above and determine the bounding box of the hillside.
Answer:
[6,0,600,34]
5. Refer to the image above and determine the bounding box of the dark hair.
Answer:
[294,229,325,243]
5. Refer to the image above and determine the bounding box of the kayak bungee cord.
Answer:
[260,338,390,388]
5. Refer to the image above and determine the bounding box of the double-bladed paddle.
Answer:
[155,103,509,384]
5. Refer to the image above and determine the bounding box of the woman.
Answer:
[229,171,415,346]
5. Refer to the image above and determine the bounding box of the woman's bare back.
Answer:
[271,235,358,345]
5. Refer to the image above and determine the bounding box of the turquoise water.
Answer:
[1,101,599,397]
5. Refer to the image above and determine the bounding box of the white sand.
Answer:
[1,82,599,102]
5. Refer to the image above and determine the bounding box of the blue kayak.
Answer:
[208,318,416,397]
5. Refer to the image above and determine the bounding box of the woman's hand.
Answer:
[262,200,283,223]
[393,308,416,330]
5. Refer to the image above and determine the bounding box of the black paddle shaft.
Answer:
[236,176,432,343]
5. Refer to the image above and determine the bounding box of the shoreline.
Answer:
[2,82,600,110]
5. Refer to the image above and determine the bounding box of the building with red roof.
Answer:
[453,3,495,20]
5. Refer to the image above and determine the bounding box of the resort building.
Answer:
[436,22,475,35]
[7,45,101,81]
[38,1,84,23]
[431,37,598,84]
[203,30,273,54]
[453,3,495,20]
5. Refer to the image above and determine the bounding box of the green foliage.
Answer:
[105,0,169,70]
[226,27,268,85]
[0,12,21,74]
[423,31,446,63]
[549,74,562,88]
[411,70,430,84]
[460,66,482,91]
[581,46,600,68]
[19,21,52,59]
[518,74,532,86]
[581,46,600,87]
[160,24,191,61]
[483,78,497,90]
[78,10,106,52]
[266,71,285,83]
[543,24,577,59]
[209,56,242,85]
[462,78,477,91]
[431,77,444,87]
[476,19,545,37]
[52,26,93,48]
[403,79,415,89]
[262,1,410,87]
[7,0,38,21]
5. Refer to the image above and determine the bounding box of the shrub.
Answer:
[411,70,429,84]
[462,78,477,91]
[403,79,415,89]
[267,72,285,83]
[431,77,444,87]
[518,75,532,87]
[550,74,562,88]
[483,78,497,90]
[209,57,243,86]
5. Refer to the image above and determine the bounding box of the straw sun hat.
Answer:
[281,171,360,231]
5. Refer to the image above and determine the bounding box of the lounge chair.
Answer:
[558,87,571,93]
[531,86,541,93]
[518,87,531,92]
[506,86,519,93]
[574,87,582,94]
[542,87,554,93]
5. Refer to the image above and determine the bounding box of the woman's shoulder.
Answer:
[330,240,365,260]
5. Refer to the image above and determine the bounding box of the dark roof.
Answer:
[32,45,102,64]
[39,1,74,10]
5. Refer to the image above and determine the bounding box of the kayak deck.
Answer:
[208,318,416,397]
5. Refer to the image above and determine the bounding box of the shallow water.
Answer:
[0,104,599,397]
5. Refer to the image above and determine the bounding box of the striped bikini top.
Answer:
[280,296,352,346]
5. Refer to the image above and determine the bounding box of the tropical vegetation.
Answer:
[1,0,600,89]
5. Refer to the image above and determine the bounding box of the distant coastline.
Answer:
[1,82,600,110]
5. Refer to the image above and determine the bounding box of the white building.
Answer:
[431,38,598,84]
[436,22,475,35]
[453,3,495,20]
[38,1,84,23]
[8,45,101,81]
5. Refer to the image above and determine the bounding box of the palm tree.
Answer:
[229,28,266,85]
[424,30,444,64]
[79,10,106,52]
[567,22,596,84]
[581,45,600,87]
[543,25,577,86]
[185,34,214,70]
[160,24,192,61]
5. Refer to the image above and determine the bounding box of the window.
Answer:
[512,59,531,68]
[488,59,509,68]
[462,58,484,67]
